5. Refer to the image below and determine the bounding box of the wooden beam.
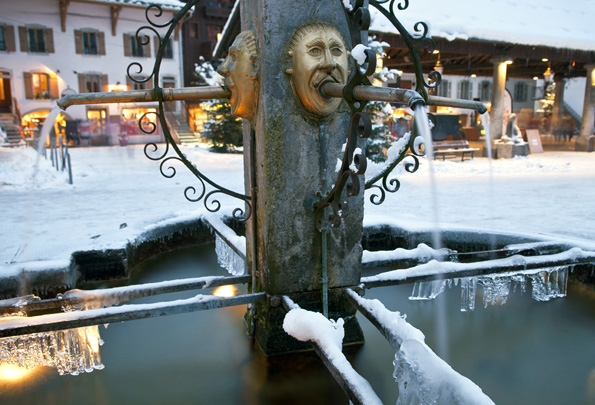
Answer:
[110,5,122,36]
[59,0,70,32]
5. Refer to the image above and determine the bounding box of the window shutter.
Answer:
[78,73,86,93]
[126,76,133,90]
[23,72,33,99]
[45,28,54,53]
[5,25,16,52]
[154,36,160,57]
[18,26,29,52]
[98,32,106,55]
[74,30,83,54]
[146,77,154,90]
[144,38,151,58]
[123,34,131,56]
[101,74,109,92]
[49,74,59,99]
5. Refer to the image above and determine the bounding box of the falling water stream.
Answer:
[413,105,449,362]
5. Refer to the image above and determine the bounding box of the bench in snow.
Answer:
[432,140,479,161]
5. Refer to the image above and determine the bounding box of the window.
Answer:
[480,80,491,102]
[437,79,451,98]
[18,26,54,53]
[514,82,528,102]
[458,80,472,100]
[188,23,199,39]
[154,37,173,59]
[123,33,151,58]
[206,25,222,42]
[74,30,105,55]
[0,27,5,50]
[78,73,108,93]
[23,72,59,99]
[126,75,153,91]
[28,28,46,52]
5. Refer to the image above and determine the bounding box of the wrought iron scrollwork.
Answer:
[314,112,371,230]
[369,0,442,99]
[133,0,252,221]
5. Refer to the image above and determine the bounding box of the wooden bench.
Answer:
[432,140,479,161]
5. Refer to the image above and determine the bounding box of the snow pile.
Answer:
[0,147,72,190]
[347,291,494,405]
[283,306,382,404]
[283,308,345,351]
[362,242,452,265]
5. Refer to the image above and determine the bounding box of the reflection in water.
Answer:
[1,244,593,404]
[213,285,238,297]
[0,364,35,382]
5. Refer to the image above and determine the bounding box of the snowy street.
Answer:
[1,144,595,269]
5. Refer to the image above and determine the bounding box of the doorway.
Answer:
[0,71,12,113]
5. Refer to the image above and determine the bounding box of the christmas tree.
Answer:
[202,101,243,153]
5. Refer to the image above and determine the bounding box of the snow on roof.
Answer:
[82,0,185,11]
[370,0,595,52]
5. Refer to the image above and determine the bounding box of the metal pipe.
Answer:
[57,86,230,110]
[320,82,487,113]
[0,274,251,314]
[0,292,266,338]
[427,95,488,114]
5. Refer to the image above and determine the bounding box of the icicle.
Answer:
[460,277,477,312]
[215,234,245,276]
[0,311,104,375]
[409,280,447,301]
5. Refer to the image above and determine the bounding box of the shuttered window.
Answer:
[154,37,173,59]
[514,82,528,102]
[458,80,472,100]
[18,26,54,53]
[123,34,151,58]
[126,76,153,90]
[78,73,109,93]
[23,72,59,99]
[480,80,491,102]
[74,30,106,55]
[438,80,451,98]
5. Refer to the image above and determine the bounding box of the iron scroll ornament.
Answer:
[345,0,436,207]
[130,1,251,222]
[315,0,434,228]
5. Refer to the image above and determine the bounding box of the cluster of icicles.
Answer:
[0,302,104,376]
[410,266,569,311]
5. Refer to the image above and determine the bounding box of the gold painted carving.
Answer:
[286,23,349,118]
[217,30,258,122]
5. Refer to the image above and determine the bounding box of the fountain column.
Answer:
[489,57,509,145]
[576,64,595,152]
[240,0,364,355]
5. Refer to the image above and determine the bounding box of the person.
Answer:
[217,30,259,122]
[286,23,349,118]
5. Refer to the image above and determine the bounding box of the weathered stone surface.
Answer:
[242,0,363,295]
[575,135,594,152]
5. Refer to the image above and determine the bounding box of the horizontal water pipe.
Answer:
[0,274,251,314]
[320,82,487,113]
[0,291,266,338]
[361,250,595,289]
[57,86,230,110]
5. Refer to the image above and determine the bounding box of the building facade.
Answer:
[0,0,184,145]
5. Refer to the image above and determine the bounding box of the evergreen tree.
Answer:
[202,101,243,153]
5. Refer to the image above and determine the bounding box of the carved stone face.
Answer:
[217,31,258,121]
[287,24,349,118]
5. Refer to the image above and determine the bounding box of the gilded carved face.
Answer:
[217,31,258,121]
[287,24,349,118]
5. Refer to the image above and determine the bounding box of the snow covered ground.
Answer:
[1,144,594,270]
